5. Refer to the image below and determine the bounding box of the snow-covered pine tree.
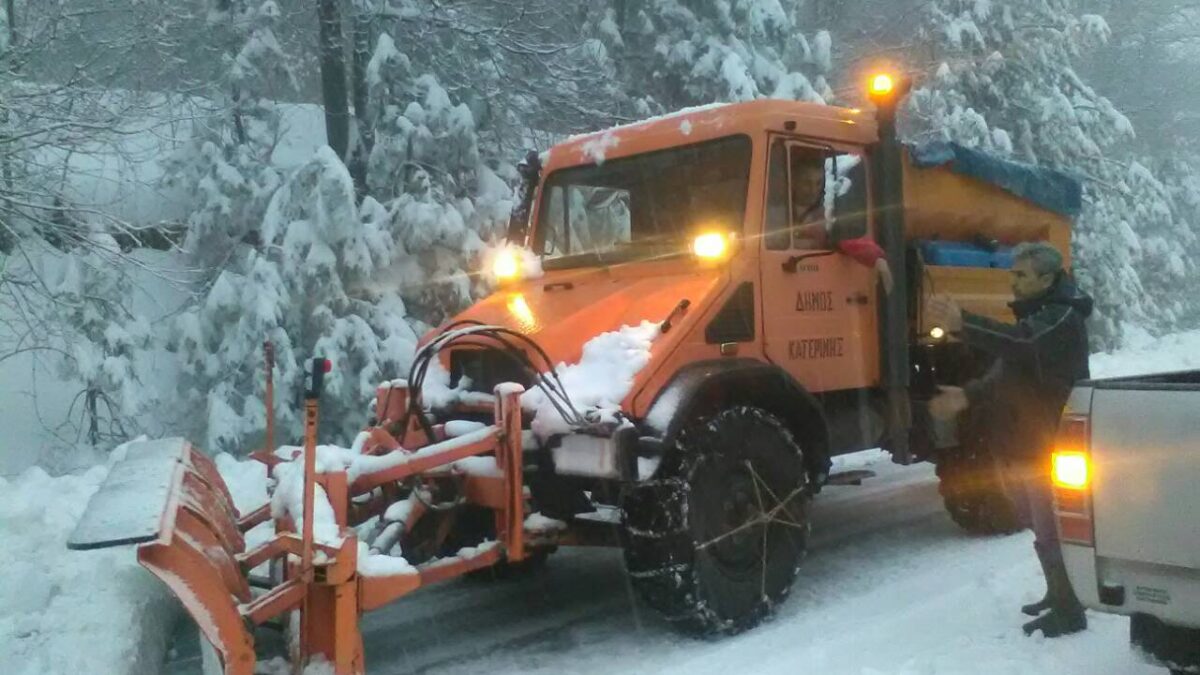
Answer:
[356,1,617,156]
[364,33,513,326]
[584,0,835,116]
[1142,154,1200,332]
[165,0,303,451]
[909,0,1194,346]
[176,147,419,453]
[163,0,296,271]
[47,235,153,451]
[171,21,517,453]
[4,223,158,467]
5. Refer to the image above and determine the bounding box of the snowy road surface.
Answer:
[165,451,1160,675]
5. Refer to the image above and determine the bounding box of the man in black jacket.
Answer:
[929,242,1094,638]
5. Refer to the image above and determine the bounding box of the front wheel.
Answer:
[621,406,810,635]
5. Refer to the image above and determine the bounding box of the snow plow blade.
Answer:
[69,378,534,674]
[68,437,257,673]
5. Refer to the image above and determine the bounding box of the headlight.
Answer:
[692,232,730,260]
[492,250,521,280]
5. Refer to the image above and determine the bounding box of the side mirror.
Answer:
[506,150,542,244]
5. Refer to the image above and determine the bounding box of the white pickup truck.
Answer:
[1054,371,1200,674]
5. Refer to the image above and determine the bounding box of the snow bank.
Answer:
[1090,328,1200,379]
[830,448,892,472]
[0,462,177,675]
[0,448,282,675]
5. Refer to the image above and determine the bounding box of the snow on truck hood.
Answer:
[420,320,662,438]
[421,265,728,436]
[438,265,724,365]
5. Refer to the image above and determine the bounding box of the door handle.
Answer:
[543,281,574,292]
[845,292,869,306]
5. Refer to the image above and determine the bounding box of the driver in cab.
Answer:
[787,150,894,294]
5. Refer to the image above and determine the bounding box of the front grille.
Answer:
[449,349,534,394]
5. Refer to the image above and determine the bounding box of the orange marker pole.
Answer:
[301,398,318,580]
[264,341,275,458]
[299,357,329,673]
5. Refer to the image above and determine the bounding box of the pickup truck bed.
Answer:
[1059,370,1200,673]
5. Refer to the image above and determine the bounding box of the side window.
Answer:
[542,185,566,256]
[764,141,791,250]
[789,145,831,250]
[827,153,869,242]
[779,145,871,251]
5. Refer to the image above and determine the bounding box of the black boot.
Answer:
[1023,545,1087,637]
[1021,543,1052,616]
[1021,596,1052,617]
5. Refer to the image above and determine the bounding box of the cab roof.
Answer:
[543,99,879,174]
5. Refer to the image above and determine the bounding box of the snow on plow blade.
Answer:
[68,438,257,673]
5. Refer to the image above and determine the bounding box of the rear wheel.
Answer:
[936,419,1021,535]
[621,406,810,635]
[1132,614,1200,675]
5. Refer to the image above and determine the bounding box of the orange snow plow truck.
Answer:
[68,74,1083,673]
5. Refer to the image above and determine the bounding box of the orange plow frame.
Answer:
[71,381,530,675]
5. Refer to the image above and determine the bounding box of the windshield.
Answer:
[534,135,752,268]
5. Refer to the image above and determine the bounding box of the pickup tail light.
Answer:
[1052,414,1094,546]
[1052,452,1089,490]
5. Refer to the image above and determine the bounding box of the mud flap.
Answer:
[69,438,256,675]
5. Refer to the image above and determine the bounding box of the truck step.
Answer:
[824,470,876,486]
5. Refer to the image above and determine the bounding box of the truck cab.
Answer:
[484,100,889,460]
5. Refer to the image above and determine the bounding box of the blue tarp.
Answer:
[908,141,1083,218]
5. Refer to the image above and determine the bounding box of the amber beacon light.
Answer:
[867,71,911,107]
[870,73,895,97]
